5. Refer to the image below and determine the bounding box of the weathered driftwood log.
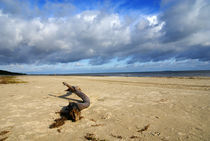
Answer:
[61,82,90,121]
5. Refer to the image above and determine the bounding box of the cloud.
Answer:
[160,0,210,42]
[0,10,130,65]
[0,0,210,67]
[127,0,210,63]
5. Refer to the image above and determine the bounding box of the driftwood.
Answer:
[63,82,78,92]
[61,82,90,121]
[49,82,90,128]
[62,82,90,111]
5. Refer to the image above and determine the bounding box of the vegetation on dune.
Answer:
[0,70,26,75]
[0,76,26,84]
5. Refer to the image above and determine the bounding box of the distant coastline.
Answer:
[30,70,210,77]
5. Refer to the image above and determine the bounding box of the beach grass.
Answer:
[0,76,27,84]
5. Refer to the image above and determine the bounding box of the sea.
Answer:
[53,70,210,77]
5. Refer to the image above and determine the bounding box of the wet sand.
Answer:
[0,76,210,141]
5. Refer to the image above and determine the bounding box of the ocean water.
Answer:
[63,70,210,77]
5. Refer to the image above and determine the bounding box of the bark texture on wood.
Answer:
[63,82,90,111]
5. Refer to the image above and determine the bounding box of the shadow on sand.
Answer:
[48,92,83,103]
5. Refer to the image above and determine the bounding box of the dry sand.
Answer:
[0,76,210,141]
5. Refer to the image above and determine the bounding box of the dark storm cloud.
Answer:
[0,0,210,65]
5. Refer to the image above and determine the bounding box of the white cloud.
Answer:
[0,0,210,72]
[147,15,158,26]
[0,10,132,64]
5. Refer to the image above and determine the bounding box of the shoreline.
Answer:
[17,70,210,77]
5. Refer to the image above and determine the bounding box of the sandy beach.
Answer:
[0,76,210,141]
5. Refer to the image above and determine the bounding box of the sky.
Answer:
[0,0,210,74]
